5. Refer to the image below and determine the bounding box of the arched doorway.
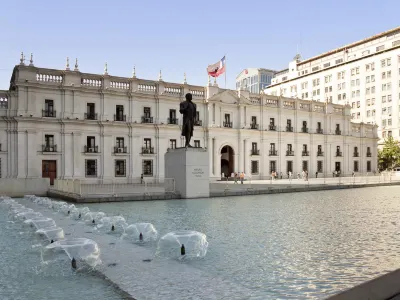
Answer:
[221,145,234,177]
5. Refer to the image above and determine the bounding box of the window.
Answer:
[382,96,387,103]
[115,105,124,121]
[371,75,375,82]
[45,134,54,147]
[388,119,392,126]
[44,99,55,117]
[194,140,200,148]
[367,110,371,117]
[302,161,308,172]
[388,107,392,115]
[381,59,386,67]
[269,161,276,173]
[357,101,360,108]
[366,87,370,95]
[382,119,386,126]
[270,118,275,126]
[317,161,323,173]
[85,159,97,177]
[142,160,153,176]
[116,137,124,148]
[270,143,276,150]
[251,161,259,174]
[388,95,392,102]
[377,45,385,52]
[312,78,320,87]
[144,138,151,148]
[388,70,392,78]
[144,107,151,118]
[45,99,54,112]
[169,109,177,124]
[170,139,176,149]
[354,161,359,172]
[115,160,126,177]
[86,136,96,151]
[389,131,393,138]
[251,116,257,125]
[387,58,392,66]
[287,144,293,151]
[367,161,371,172]
[224,114,231,123]
[371,86,375,93]
[372,98,375,105]
[286,161,293,173]
[317,122,322,129]
[86,103,95,119]
[366,76,370,83]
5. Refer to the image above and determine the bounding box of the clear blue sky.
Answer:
[0,0,398,90]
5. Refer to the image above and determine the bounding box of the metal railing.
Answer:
[335,130,342,135]
[301,127,308,133]
[302,151,309,156]
[141,147,155,154]
[251,149,260,155]
[316,128,323,134]
[84,112,98,120]
[84,145,99,153]
[286,150,294,156]
[286,126,293,132]
[114,146,127,153]
[114,114,126,121]
[42,110,56,117]
[167,117,178,125]
[52,178,176,197]
[269,124,277,131]
[141,116,153,123]
[194,120,202,126]
[269,150,278,156]
[317,151,324,156]
[223,121,232,128]
[42,144,57,152]
[251,123,259,130]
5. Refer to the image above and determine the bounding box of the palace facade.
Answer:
[0,60,378,184]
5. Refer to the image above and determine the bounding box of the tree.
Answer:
[378,136,400,170]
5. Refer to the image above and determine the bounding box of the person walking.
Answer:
[240,172,244,184]
[234,172,238,184]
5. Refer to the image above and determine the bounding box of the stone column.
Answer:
[17,130,27,178]
[72,132,82,178]
[27,130,39,178]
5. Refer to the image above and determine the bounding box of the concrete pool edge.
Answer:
[47,181,400,203]
[326,268,400,300]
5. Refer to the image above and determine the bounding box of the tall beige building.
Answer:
[265,26,400,143]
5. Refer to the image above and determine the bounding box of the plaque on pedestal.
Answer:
[165,147,209,199]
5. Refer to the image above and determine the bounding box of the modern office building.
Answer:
[0,59,377,184]
[265,26,400,142]
[236,68,276,93]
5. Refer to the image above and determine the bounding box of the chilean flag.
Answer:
[207,56,226,78]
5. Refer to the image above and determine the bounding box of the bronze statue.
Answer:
[179,93,197,147]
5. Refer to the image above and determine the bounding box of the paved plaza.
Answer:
[210,175,400,193]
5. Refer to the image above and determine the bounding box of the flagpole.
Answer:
[224,54,227,89]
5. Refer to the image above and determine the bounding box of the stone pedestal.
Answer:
[165,147,209,198]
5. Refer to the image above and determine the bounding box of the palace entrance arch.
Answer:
[221,145,234,177]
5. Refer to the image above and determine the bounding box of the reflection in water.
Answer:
[82,186,400,299]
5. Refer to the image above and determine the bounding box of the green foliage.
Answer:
[378,136,400,170]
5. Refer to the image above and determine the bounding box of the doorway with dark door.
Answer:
[42,160,57,185]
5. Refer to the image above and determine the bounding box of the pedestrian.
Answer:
[140,173,144,184]
[280,172,283,179]
[315,171,318,178]
[240,172,244,184]
[234,172,238,184]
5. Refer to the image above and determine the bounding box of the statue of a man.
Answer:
[179,93,197,148]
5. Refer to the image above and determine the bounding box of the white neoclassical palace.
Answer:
[0,58,378,184]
